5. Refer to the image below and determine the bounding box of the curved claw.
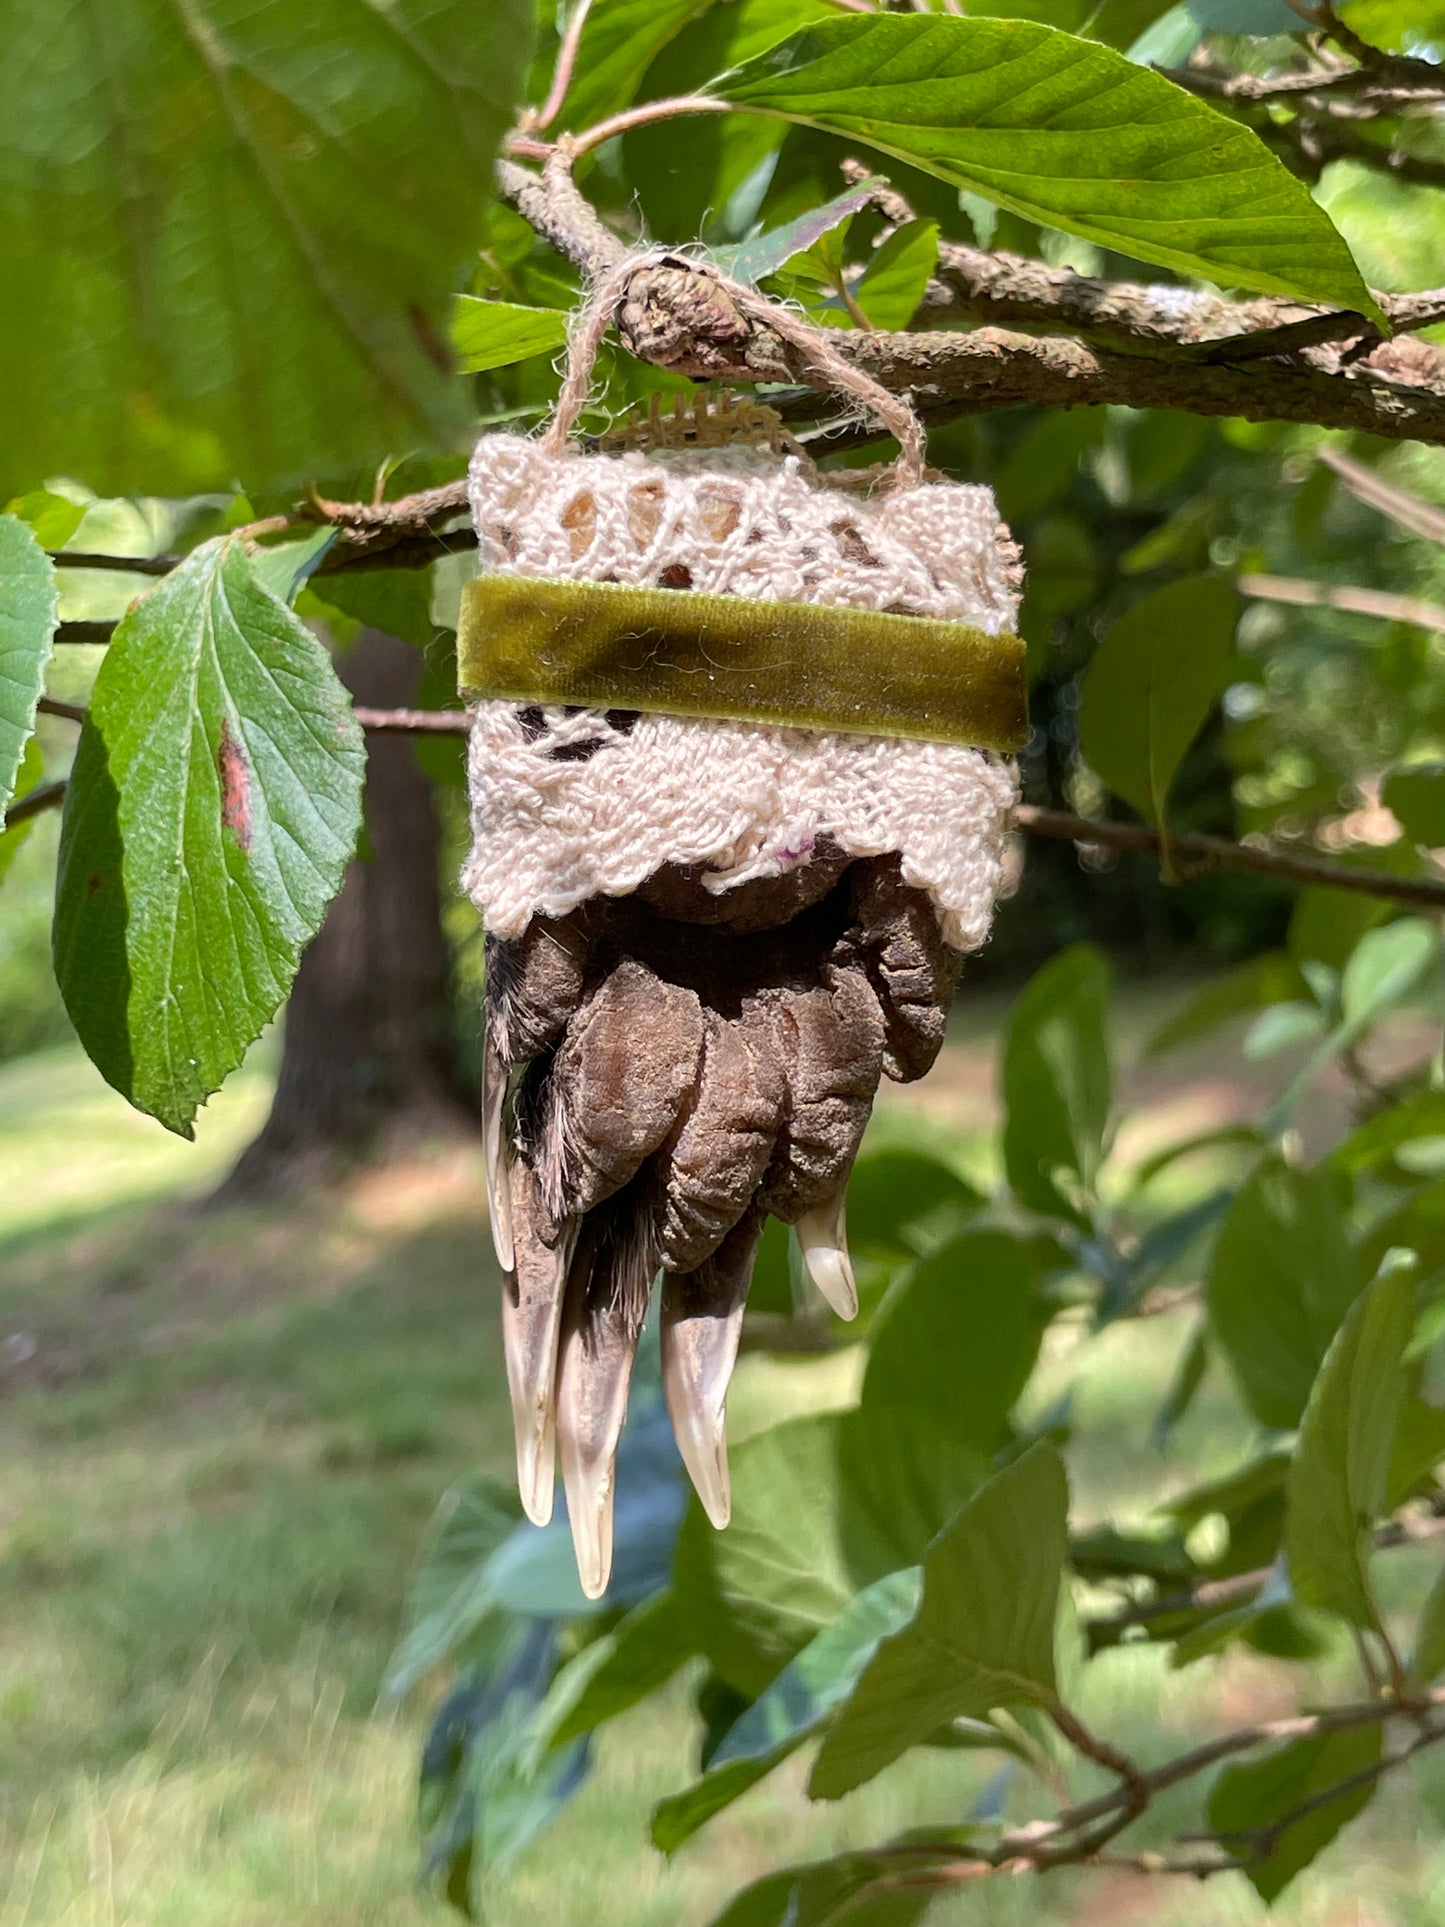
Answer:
[556,1210,654,1599]
[484,1041,515,1274]
[795,1183,857,1321]
[662,1215,762,1528]
[502,1169,575,1526]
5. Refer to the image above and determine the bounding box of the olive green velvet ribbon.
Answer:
[456,575,1028,753]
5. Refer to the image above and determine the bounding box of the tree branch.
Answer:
[495,152,1445,448]
[1086,1506,1445,1651]
[848,1690,1445,1893]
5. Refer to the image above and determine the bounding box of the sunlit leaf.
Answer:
[556,0,713,132]
[809,1444,1067,1800]
[710,176,883,283]
[1207,1157,1365,1430]
[452,299,571,374]
[532,1593,692,1752]
[1002,944,1111,1226]
[853,219,939,329]
[1207,1726,1384,1902]
[1078,575,1237,832]
[1285,1262,1413,1627]
[1,0,534,497]
[652,1570,922,1851]
[0,513,57,825]
[675,1413,853,1697]
[839,1229,1043,1580]
[52,537,366,1133]
[6,490,86,550]
[711,15,1380,312]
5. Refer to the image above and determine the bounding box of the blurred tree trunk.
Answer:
[217,628,473,1198]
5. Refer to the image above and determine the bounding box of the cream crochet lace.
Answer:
[462,429,1022,950]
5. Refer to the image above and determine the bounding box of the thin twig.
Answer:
[495,153,1445,448]
[844,1689,1445,1895]
[1239,572,1445,634]
[48,551,177,577]
[53,621,122,645]
[36,697,84,725]
[351,705,471,734]
[1086,1508,1445,1649]
[21,717,1439,906]
[3,782,66,828]
[530,0,595,133]
[1014,804,1445,909]
[513,94,734,161]
[1318,445,1445,545]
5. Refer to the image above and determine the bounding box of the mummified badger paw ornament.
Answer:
[460,386,1026,1597]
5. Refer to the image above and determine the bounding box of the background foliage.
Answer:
[6,0,1445,1920]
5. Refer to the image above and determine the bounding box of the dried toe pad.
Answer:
[484,849,965,1596]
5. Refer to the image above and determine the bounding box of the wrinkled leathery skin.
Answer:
[483,846,962,1595]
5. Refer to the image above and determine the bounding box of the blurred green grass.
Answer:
[3,1038,1445,1926]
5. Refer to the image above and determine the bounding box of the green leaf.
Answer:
[1002,943,1111,1226]
[1207,1725,1384,1903]
[1147,952,1309,1056]
[388,1475,523,1696]
[1,0,535,498]
[6,490,86,550]
[52,537,366,1134]
[1384,762,1445,848]
[710,177,884,285]
[1387,1394,1445,1506]
[1332,1091,1445,1178]
[707,1853,934,1927]
[1266,920,1440,1135]
[995,411,1105,525]
[1340,918,1438,1029]
[1285,1262,1413,1627]
[845,1147,983,1264]
[312,569,443,654]
[247,530,338,607]
[452,299,571,374]
[532,1592,693,1752]
[839,1229,1043,1580]
[710,15,1380,314]
[1078,575,1236,833]
[674,1413,854,1697]
[861,1229,1042,1446]
[808,1443,1067,1801]
[1207,1157,1365,1431]
[1290,885,1390,973]
[1413,1560,1445,1683]
[557,0,713,132]
[0,736,44,886]
[0,513,57,826]
[652,1569,922,1852]
[853,220,939,330]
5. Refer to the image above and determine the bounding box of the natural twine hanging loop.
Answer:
[541,248,929,488]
